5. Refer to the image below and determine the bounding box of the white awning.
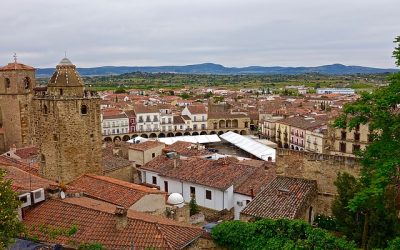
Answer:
[157,134,220,145]
[220,131,276,162]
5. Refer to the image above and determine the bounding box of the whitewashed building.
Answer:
[182,105,208,131]
[101,113,129,135]
[134,105,160,133]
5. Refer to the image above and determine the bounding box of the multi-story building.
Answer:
[159,104,174,132]
[101,113,129,136]
[181,105,208,131]
[207,112,250,135]
[134,105,160,132]
[259,116,284,141]
[330,123,370,156]
[316,88,355,95]
[305,129,328,154]
[124,110,136,133]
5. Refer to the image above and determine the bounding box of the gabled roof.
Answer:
[134,104,159,114]
[241,176,317,219]
[129,140,165,151]
[23,197,203,250]
[68,174,164,208]
[141,156,259,190]
[187,105,207,114]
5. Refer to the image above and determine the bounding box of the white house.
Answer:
[181,105,208,131]
[140,155,275,219]
[101,113,129,135]
[134,105,160,133]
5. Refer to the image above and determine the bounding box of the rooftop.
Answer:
[129,140,165,151]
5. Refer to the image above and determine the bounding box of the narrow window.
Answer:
[206,190,212,200]
[5,78,10,88]
[164,181,169,193]
[24,77,31,89]
[81,105,88,115]
[43,105,48,114]
[152,153,155,158]
[152,176,157,185]
[190,186,195,197]
[339,142,346,153]
[59,88,63,96]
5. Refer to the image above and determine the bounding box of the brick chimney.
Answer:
[114,206,128,231]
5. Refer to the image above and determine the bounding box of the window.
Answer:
[152,176,157,185]
[53,134,58,141]
[190,186,195,197]
[339,142,346,153]
[353,144,361,152]
[43,105,48,114]
[152,153,155,158]
[202,116,205,121]
[24,77,30,89]
[354,132,360,142]
[341,131,347,140]
[164,181,169,193]
[5,78,10,88]
[193,116,197,122]
[206,190,212,200]
[59,88,63,96]
[139,116,143,122]
[81,105,88,115]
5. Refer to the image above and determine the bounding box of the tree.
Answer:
[211,219,357,250]
[333,36,400,249]
[189,195,199,216]
[0,169,24,249]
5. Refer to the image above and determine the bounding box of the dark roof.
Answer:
[173,115,186,124]
[241,176,317,219]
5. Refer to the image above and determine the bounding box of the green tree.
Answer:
[189,195,199,216]
[78,242,105,250]
[334,36,400,249]
[211,219,357,250]
[0,169,24,249]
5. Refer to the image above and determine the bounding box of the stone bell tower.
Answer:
[32,58,102,183]
[0,56,36,152]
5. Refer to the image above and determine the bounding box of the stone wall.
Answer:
[104,165,133,182]
[275,149,360,215]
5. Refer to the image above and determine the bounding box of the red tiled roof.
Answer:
[163,142,210,157]
[129,141,165,151]
[0,62,35,71]
[234,162,276,196]
[23,197,203,250]
[187,105,207,114]
[0,155,39,175]
[241,176,317,219]
[134,104,159,114]
[141,156,258,190]
[14,145,38,160]
[68,174,164,208]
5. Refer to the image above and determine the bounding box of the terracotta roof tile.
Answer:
[129,141,165,151]
[241,176,317,219]
[23,197,202,250]
[187,105,207,114]
[68,174,164,208]
[14,145,38,160]
[0,62,35,71]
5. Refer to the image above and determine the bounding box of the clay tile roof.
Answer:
[0,155,39,175]
[0,62,35,71]
[241,176,317,219]
[102,147,131,173]
[279,116,326,130]
[14,145,38,160]
[102,113,128,119]
[23,197,202,250]
[173,115,185,124]
[1,165,57,192]
[129,140,165,151]
[163,142,210,157]
[234,162,276,196]
[181,115,191,120]
[187,105,207,114]
[124,109,136,117]
[68,174,164,208]
[134,104,159,114]
[141,156,257,190]
[208,112,248,119]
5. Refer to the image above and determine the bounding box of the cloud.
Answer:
[0,0,399,68]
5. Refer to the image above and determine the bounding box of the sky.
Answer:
[0,0,399,68]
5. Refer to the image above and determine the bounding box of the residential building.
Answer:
[181,105,208,131]
[207,112,250,134]
[241,176,318,223]
[134,105,160,133]
[330,123,370,156]
[316,88,355,95]
[102,113,129,136]
[128,140,165,167]
[124,110,137,133]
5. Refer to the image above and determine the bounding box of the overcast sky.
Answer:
[1,0,399,68]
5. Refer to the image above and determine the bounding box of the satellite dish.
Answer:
[60,191,66,199]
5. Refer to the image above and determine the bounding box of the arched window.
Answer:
[43,105,48,114]
[5,78,10,89]
[81,105,88,115]
[23,77,30,89]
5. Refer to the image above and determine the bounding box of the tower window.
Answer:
[5,78,10,88]
[43,105,48,114]
[24,77,30,89]
[59,88,63,96]
[81,105,88,115]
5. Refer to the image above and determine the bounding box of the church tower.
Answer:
[32,58,102,183]
[0,56,36,152]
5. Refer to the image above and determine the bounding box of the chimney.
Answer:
[115,206,128,231]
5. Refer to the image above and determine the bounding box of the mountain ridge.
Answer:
[36,63,399,77]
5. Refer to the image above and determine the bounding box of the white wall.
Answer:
[233,193,252,220]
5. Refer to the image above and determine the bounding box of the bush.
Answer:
[314,214,337,231]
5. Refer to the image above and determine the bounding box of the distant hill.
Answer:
[36,63,399,77]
